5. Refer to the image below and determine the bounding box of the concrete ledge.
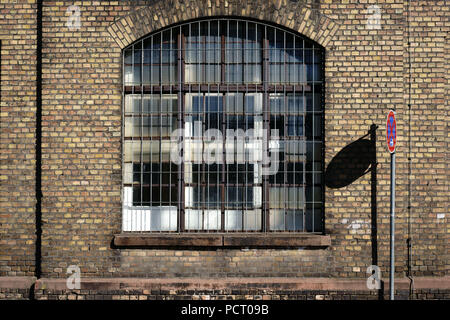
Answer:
[0,277,36,289]
[113,233,331,248]
[114,234,223,247]
[33,276,450,292]
[223,234,331,247]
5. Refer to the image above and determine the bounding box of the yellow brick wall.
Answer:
[0,0,447,279]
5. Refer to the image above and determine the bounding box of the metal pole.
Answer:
[389,151,396,300]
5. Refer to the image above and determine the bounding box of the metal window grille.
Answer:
[122,19,324,233]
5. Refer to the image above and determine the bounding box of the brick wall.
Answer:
[0,0,448,294]
[404,0,448,277]
[0,0,37,277]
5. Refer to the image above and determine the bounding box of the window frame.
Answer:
[122,18,325,235]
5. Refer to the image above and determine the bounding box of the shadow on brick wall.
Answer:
[325,124,383,299]
[324,126,376,189]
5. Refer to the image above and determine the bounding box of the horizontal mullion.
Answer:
[124,113,175,117]
[268,183,306,187]
[124,137,173,140]
[124,84,313,93]
[184,183,261,187]
[124,184,177,188]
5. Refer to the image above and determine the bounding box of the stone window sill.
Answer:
[113,233,331,248]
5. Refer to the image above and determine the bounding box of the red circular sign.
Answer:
[386,110,396,153]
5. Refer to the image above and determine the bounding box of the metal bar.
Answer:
[262,27,269,232]
[121,34,126,231]
[302,39,306,232]
[131,44,136,231]
[390,151,396,300]
[178,29,183,232]
[140,39,144,230]
[312,45,315,232]
[159,33,163,231]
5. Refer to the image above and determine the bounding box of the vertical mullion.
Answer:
[202,94,205,231]
[140,40,144,232]
[244,21,247,232]
[280,29,286,232]
[131,44,136,231]
[121,42,126,231]
[169,28,173,232]
[321,47,325,234]
[302,39,306,232]
[214,21,221,232]
[159,34,163,232]
[188,23,192,232]
[312,44,315,233]
[262,26,269,232]
[178,28,185,233]
[221,20,226,232]
[292,34,297,232]
[221,85,225,232]
[295,35,301,232]
[255,23,258,230]
[206,22,210,232]
[149,36,153,229]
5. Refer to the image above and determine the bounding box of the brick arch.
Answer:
[107,0,340,50]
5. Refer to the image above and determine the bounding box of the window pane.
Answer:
[124,141,141,162]
[225,93,244,113]
[226,164,254,183]
[226,187,253,209]
[125,95,141,114]
[270,210,285,231]
[286,210,303,231]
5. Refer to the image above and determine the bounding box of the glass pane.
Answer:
[226,164,254,183]
[225,210,242,231]
[226,187,253,208]
[287,116,304,136]
[225,93,244,113]
[305,203,322,232]
[288,94,305,113]
[141,141,160,162]
[270,209,284,231]
[245,93,262,113]
[125,95,140,114]
[149,207,177,231]
[269,187,284,208]
[185,209,202,230]
[286,210,303,231]
[192,186,220,208]
[243,209,261,231]
[287,187,304,209]
[124,141,141,162]
[225,64,242,83]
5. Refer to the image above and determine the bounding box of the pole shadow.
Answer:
[324,124,381,299]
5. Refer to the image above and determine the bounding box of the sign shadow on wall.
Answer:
[324,124,384,299]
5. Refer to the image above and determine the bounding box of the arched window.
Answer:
[122,19,324,233]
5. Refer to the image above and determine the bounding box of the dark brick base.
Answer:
[31,289,450,301]
[0,288,31,300]
[3,276,449,300]
[0,277,35,300]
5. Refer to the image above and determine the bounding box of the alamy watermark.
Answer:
[170,122,280,176]
[66,265,81,290]
[366,265,382,290]
[66,5,81,30]
[366,5,382,30]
